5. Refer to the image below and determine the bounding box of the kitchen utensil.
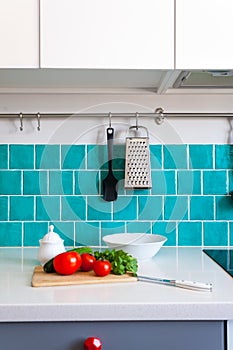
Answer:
[37,225,65,265]
[124,124,152,189]
[32,266,212,292]
[31,266,137,287]
[103,233,167,260]
[103,127,118,201]
[137,275,213,292]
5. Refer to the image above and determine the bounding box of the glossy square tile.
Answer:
[49,171,73,195]
[61,196,86,221]
[203,222,228,246]
[75,171,99,195]
[164,196,188,220]
[164,145,187,169]
[190,196,214,220]
[23,171,48,195]
[138,196,163,220]
[126,221,151,234]
[178,222,202,246]
[189,145,213,169]
[0,196,8,221]
[10,145,34,169]
[152,221,176,246]
[61,145,85,169]
[229,223,233,246]
[0,145,8,169]
[111,145,125,170]
[215,145,233,169]
[150,145,162,169]
[113,196,137,221]
[216,195,233,220]
[87,145,107,170]
[177,170,201,195]
[0,171,21,195]
[151,170,176,195]
[75,221,100,246]
[10,196,34,221]
[36,145,60,169]
[203,171,227,195]
[36,196,60,221]
[87,196,112,221]
[50,221,75,246]
[0,222,22,246]
[23,222,48,246]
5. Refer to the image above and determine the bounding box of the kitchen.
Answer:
[0,0,233,349]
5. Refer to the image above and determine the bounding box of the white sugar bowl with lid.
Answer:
[37,225,66,265]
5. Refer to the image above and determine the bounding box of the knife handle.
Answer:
[175,280,212,292]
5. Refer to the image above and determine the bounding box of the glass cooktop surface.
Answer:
[203,249,233,278]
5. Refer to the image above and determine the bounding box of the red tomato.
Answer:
[53,251,82,275]
[93,260,111,277]
[81,253,96,272]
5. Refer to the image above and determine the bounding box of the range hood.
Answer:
[173,70,233,89]
[0,69,233,94]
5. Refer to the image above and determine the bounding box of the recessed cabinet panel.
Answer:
[0,0,39,68]
[0,321,225,350]
[40,0,174,69]
[176,0,233,69]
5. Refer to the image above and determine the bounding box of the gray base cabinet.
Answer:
[0,321,225,350]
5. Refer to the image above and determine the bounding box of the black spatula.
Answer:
[103,127,118,201]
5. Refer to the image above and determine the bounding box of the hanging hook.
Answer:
[155,107,165,125]
[19,112,23,131]
[135,112,139,130]
[37,112,41,131]
[108,112,112,128]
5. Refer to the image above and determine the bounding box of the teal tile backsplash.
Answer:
[0,144,233,247]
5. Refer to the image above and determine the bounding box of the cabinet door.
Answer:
[0,321,225,350]
[40,0,174,69]
[176,0,233,69]
[0,0,39,68]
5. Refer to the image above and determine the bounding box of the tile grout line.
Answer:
[7,144,10,170]
[21,221,24,247]
[201,221,204,247]
[187,144,190,170]
[213,195,216,221]
[213,144,216,170]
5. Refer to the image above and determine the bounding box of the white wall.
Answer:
[0,92,232,144]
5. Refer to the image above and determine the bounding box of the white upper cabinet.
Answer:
[40,0,174,69]
[176,0,233,69]
[0,0,39,68]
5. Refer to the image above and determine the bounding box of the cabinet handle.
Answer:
[84,337,102,350]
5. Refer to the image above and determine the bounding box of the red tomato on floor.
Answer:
[93,260,111,277]
[53,251,82,275]
[80,253,96,272]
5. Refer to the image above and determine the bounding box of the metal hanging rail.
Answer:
[0,110,233,119]
[1,108,233,131]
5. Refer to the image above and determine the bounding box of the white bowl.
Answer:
[102,233,167,260]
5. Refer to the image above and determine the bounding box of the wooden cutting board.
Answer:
[31,266,138,287]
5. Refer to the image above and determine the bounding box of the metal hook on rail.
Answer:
[108,112,112,128]
[19,112,23,131]
[37,112,41,131]
[155,107,165,125]
[135,112,139,130]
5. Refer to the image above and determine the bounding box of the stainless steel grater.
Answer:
[124,125,152,189]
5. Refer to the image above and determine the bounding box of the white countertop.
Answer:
[0,247,233,322]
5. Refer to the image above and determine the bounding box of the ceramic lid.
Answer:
[40,225,63,243]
